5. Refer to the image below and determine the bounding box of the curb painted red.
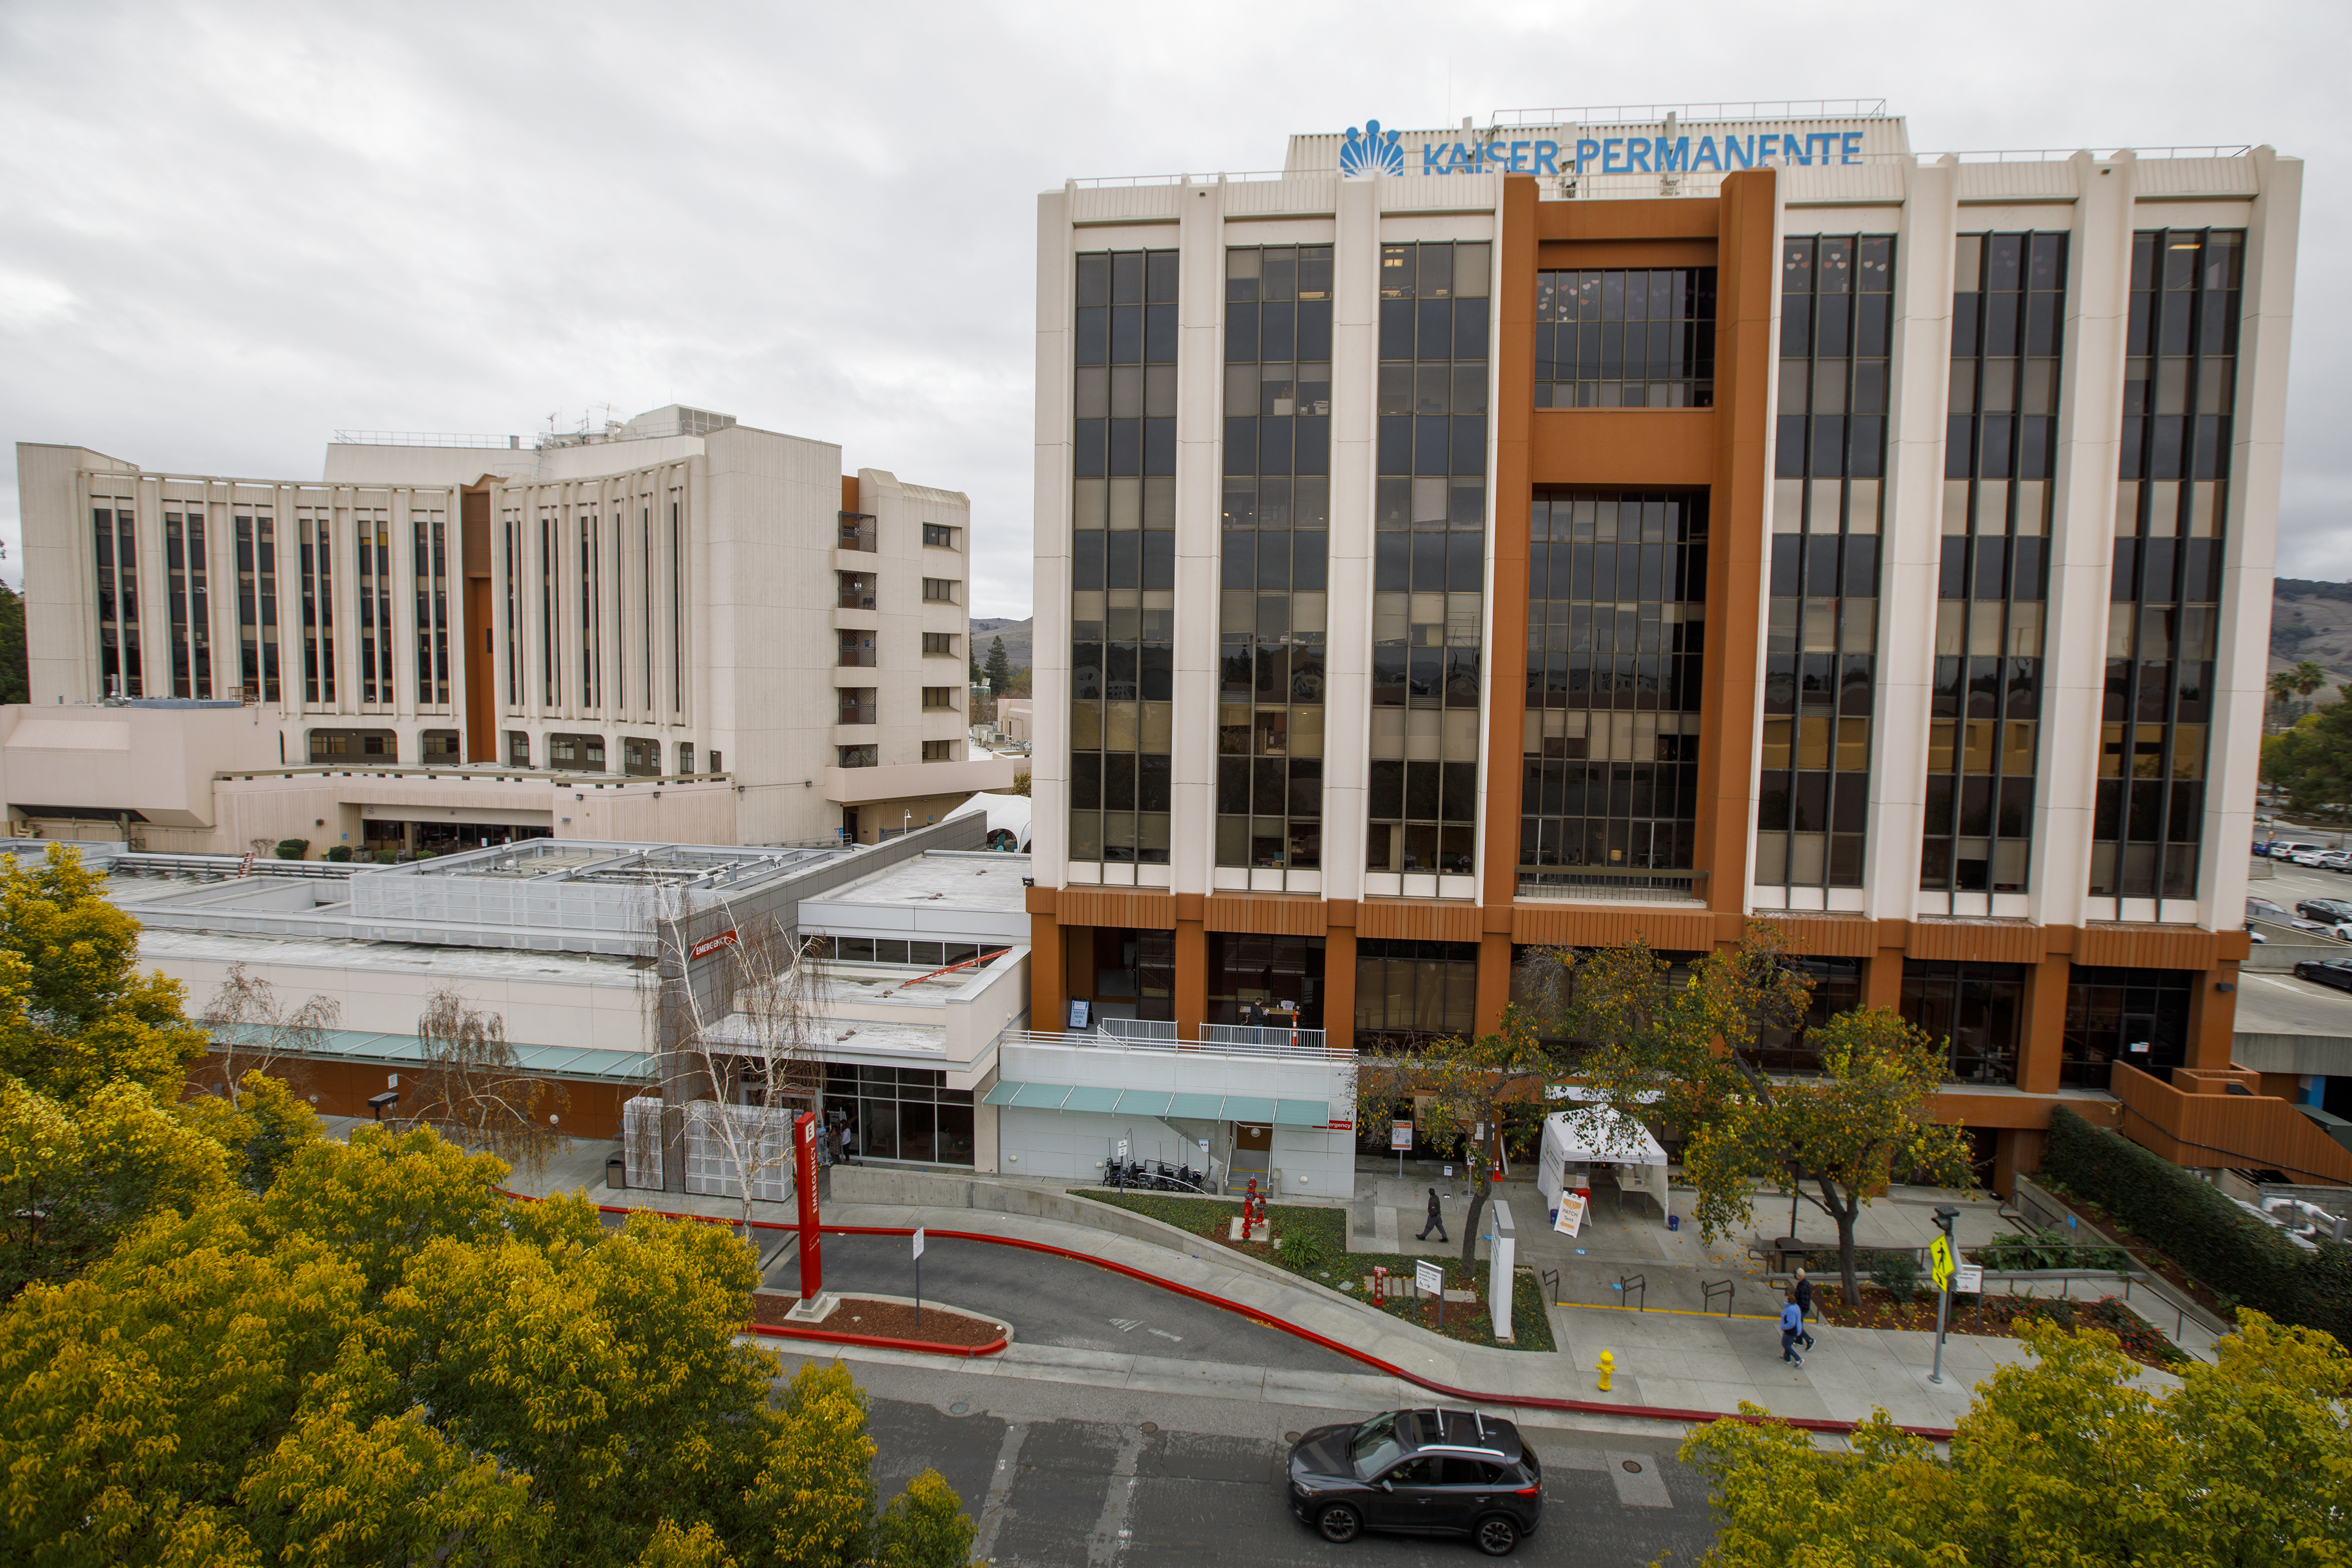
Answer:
[549,1192,1959,1441]
[744,1320,1010,1358]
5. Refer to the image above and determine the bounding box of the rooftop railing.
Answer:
[330,431,524,449]
[997,1023,1334,1060]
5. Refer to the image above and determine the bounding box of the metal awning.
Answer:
[980,1079,1333,1127]
[218,1027,655,1086]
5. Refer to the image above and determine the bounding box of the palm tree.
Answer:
[2271,670,2300,714]
[2293,659,2330,717]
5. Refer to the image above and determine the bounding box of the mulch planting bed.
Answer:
[1812,1287,2187,1369]
[2027,1178,2235,1320]
[748,1292,1005,1349]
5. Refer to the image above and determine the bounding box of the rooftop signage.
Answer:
[1339,118,1875,178]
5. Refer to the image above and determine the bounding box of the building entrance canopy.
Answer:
[981,1079,1331,1126]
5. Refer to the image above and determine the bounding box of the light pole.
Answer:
[1927,1203,1959,1385]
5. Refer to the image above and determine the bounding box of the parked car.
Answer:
[1288,1409,1543,1557]
[2298,899,2352,924]
[2316,851,2352,872]
[2289,919,2339,938]
[2250,897,2293,924]
[2292,850,2342,868]
[2271,840,2333,860]
[2294,958,2352,992]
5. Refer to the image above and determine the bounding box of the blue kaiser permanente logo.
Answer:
[1339,119,1406,178]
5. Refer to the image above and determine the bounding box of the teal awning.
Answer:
[1061,1085,1121,1112]
[1220,1095,1279,1124]
[1274,1099,1331,1126]
[1112,1089,1172,1116]
[1167,1091,1226,1120]
[981,1079,1024,1105]
[222,1027,653,1085]
[1010,1082,1073,1109]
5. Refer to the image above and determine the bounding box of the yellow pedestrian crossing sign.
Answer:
[1929,1234,1956,1290]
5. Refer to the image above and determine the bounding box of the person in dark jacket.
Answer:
[1779,1293,1805,1366]
[1792,1268,1817,1350]
[1417,1187,1448,1243]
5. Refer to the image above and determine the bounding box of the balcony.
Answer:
[995,1021,1334,1059]
[836,633,877,668]
[838,572,877,611]
[838,511,876,553]
[837,691,877,726]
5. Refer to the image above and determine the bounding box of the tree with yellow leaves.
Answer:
[0,1123,977,1568]
[1542,924,1974,1305]
[1682,1312,2352,1566]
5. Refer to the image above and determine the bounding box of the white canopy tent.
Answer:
[1536,1099,1671,1225]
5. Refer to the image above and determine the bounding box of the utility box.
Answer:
[1486,1199,1516,1342]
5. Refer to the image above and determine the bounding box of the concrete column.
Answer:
[1320,176,1383,904]
[1324,910,1358,1054]
[1475,927,1512,1039]
[1174,914,1207,1041]
[1170,179,1226,895]
[2189,961,2242,1072]
[1028,910,1064,1032]
[1870,156,1956,918]
[1863,931,1906,1011]
[2019,952,2071,1095]
[1030,189,1074,885]
[2033,151,2137,927]
[2201,148,2301,927]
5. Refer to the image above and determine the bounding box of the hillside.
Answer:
[2273,580,2352,690]
[970,616,1033,673]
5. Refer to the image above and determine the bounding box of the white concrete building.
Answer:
[14,404,1015,854]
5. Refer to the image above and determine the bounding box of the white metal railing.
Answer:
[1100,1017,1178,1043]
[1492,99,1890,127]
[330,430,523,449]
[1069,169,1291,189]
[1198,1022,1327,1052]
[996,1025,1332,1060]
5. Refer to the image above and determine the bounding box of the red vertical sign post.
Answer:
[794,1110,823,1302]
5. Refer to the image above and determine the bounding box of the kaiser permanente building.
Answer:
[1025,102,2299,1188]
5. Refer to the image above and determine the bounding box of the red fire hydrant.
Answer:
[1244,1176,1264,1235]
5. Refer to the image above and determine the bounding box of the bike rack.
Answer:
[1541,1267,1561,1306]
[1619,1272,1646,1312]
[1702,1278,1734,1316]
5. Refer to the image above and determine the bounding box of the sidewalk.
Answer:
[464,1129,2183,1437]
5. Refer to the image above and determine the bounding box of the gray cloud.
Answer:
[2,0,2346,615]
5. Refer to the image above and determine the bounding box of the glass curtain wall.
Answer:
[1519,490,1706,893]
[1753,956,1863,1074]
[235,506,278,702]
[356,507,393,707]
[2062,966,2194,1088]
[1354,938,1479,1050]
[1900,959,2024,1085]
[1534,266,1717,407]
[163,503,212,699]
[92,501,142,698]
[2095,230,2241,901]
[1758,235,1892,892]
[1218,245,1332,881]
[1070,248,1178,867]
[1369,241,1491,881]
[297,505,334,705]
[1922,232,2064,901]
[413,506,450,708]
[1206,933,1325,1029]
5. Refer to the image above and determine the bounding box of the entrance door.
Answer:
[1235,1123,1272,1155]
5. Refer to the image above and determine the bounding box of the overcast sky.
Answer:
[2,1,2344,619]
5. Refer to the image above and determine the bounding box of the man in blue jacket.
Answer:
[1779,1293,1805,1367]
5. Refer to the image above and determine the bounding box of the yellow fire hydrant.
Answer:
[1595,1350,1615,1393]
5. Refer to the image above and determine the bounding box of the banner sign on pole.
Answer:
[1390,1120,1414,1150]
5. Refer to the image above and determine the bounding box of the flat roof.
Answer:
[132,926,642,986]
[814,851,1030,915]
[2239,971,2352,1039]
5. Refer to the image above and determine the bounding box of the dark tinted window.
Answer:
[1384,1457,1439,1486]
[1440,1458,1505,1485]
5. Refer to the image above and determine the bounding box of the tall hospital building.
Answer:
[13,406,1018,853]
[1026,103,2299,1186]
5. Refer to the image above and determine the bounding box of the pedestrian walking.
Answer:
[1792,1268,1817,1350]
[1779,1293,1805,1366]
[1417,1187,1448,1243]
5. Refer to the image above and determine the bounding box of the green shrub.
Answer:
[2044,1106,2346,1342]
[323,845,352,862]
[1975,1224,2127,1272]
[1872,1252,1922,1305]
[273,838,308,860]
[375,850,399,865]
[1282,1232,1326,1272]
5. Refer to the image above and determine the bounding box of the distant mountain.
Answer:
[2274,580,2352,687]
[970,616,1032,672]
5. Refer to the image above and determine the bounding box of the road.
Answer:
[774,1348,1721,1567]
[766,1230,1361,1373]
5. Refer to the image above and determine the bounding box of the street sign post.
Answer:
[913,1227,925,1329]
[1928,1206,1960,1384]
[1415,1259,1445,1330]
[1391,1119,1412,1177]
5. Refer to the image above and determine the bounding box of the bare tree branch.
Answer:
[196,962,340,1105]
[405,987,569,1176]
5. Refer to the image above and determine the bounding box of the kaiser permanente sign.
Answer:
[1305,108,1904,180]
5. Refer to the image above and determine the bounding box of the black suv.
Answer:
[1287,1407,1541,1556]
[2300,899,2352,925]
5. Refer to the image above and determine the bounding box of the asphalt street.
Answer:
[766,1230,1362,1373]
[773,1348,1722,1567]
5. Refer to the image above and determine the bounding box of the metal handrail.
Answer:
[1618,1272,1646,1311]
[994,1026,1332,1061]
[1200,1022,1328,1052]
[1702,1278,1735,1316]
